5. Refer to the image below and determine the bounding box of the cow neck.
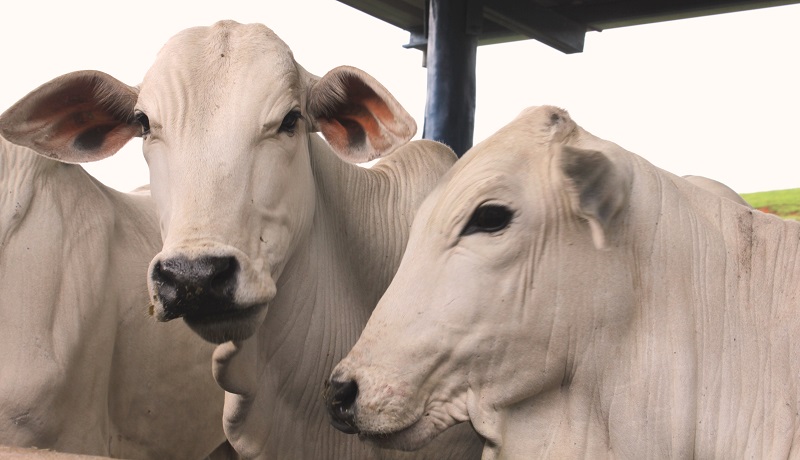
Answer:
[221,136,462,459]
[563,160,800,458]
[0,138,157,328]
[260,134,398,367]
[308,133,404,312]
[0,146,121,453]
[674,175,800,456]
[0,141,55,248]
[219,135,400,458]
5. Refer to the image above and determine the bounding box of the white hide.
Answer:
[0,445,114,459]
[0,136,225,459]
[330,105,800,458]
[0,21,482,459]
[683,174,752,207]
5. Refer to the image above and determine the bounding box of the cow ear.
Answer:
[558,145,630,250]
[307,66,416,163]
[0,70,140,164]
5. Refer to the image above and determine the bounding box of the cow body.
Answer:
[0,137,224,459]
[327,106,800,458]
[0,21,482,459]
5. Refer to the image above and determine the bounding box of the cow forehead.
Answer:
[420,106,580,235]
[155,21,295,73]
[431,111,565,206]
[139,21,301,119]
[450,105,576,175]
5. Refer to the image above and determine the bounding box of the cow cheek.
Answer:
[142,148,174,239]
[248,152,315,276]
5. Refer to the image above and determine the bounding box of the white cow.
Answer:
[0,21,482,459]
[326,105,800,458]
[0,136,225,459]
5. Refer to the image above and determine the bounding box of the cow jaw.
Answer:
[357,398,470,451]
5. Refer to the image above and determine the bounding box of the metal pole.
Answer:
[422,0,480,157]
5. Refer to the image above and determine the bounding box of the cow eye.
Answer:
[134,111,150,137]
[461,204,513,236]
[279,110,302,135]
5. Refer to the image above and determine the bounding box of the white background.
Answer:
[2,0,799,193]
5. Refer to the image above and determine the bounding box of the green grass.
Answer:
[741,188,800,220]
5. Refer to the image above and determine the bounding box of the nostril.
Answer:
[325,379,359,434]
[152,260,174,284]
[151,255,240,320]
[153,255,238,289]
[152,257,190,285]
[334,379,358,410]
[208,256,237,291]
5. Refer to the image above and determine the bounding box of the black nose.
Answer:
[151,255,239,320]
[324,379,359,434]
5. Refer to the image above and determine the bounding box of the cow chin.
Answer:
[183,302,269,344]
[357,412,452,452]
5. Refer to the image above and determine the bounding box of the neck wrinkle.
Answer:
[226,136,457,459]
[0,143,58,248]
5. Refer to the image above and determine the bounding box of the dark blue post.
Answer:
[423,0,480,157]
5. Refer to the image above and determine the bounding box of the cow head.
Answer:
[0,21,416,344]
[324,106,636,450]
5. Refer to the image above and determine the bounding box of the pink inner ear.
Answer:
[318,116,358,154]
[358,97,396,153]
[310,67,415,163]
[0,70,138,163]
[323,77,395,150]
[355,87,396,129]
[39,103,132,161]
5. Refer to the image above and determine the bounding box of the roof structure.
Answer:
[337,0,800,54]
[336,0,800,158]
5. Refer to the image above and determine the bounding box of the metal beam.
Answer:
[483,0,586,53]
[335,0,424,31]
[562,0,800,30]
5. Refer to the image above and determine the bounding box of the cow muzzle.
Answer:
[151,254,238,319]
[149,251,271,343]
[323,372,447,451]
[323,362,461,451]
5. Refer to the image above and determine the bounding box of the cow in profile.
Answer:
[327,105,800,458]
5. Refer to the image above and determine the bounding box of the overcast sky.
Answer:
[2,1,799,193]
